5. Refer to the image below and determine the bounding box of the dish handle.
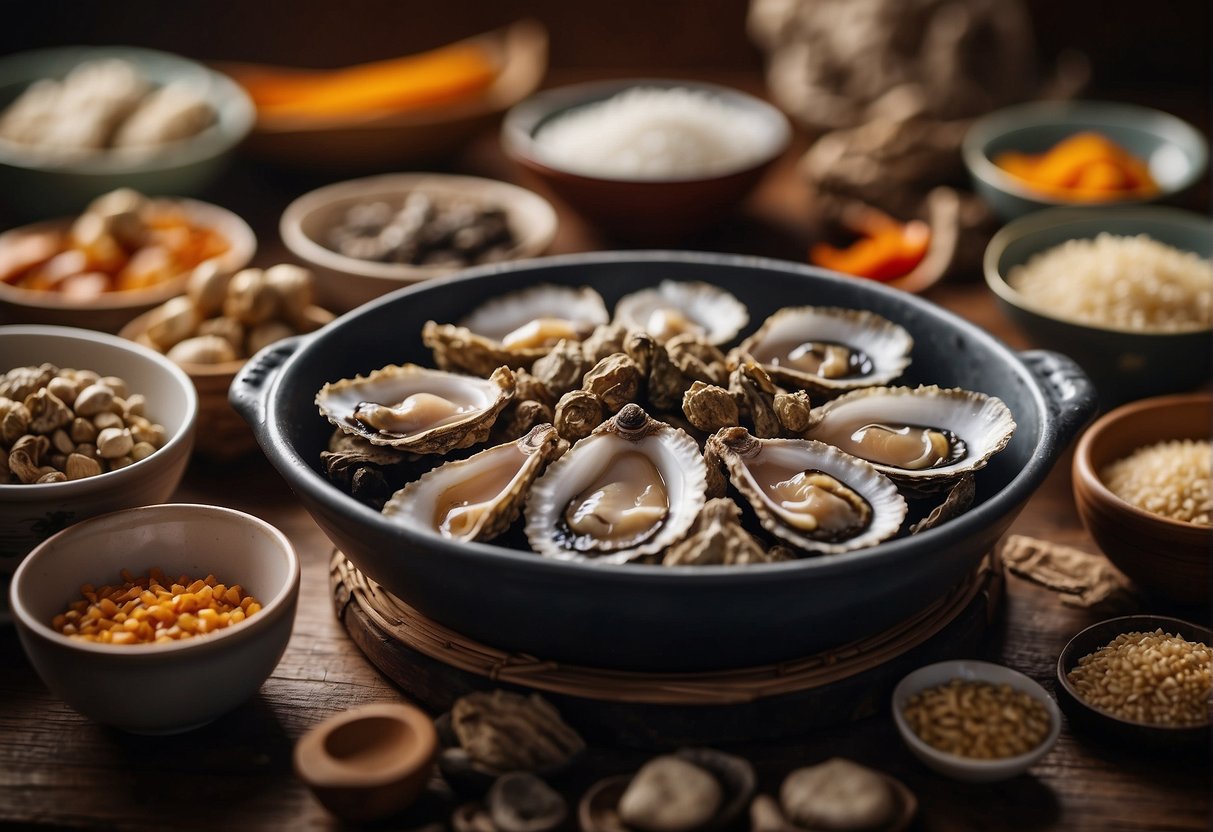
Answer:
[230,335,307,431]
[1020,349,1098,447]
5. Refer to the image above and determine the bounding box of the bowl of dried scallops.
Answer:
[231,251,1097,671]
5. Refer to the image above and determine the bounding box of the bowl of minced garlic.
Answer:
[10,503,299,734]
[1057,616,1212,748]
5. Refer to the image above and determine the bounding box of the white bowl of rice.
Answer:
[984,207,1212,406]
[501,79,791,241]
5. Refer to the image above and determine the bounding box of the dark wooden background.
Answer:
[3,0,1210,117]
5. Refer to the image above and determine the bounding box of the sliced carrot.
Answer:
[231,41,499,120]
[992,131,1159,201]
[810,219,930,282]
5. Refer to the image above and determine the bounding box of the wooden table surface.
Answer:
[1,106,1209,832]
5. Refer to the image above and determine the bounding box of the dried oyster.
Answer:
[425,285,609,375]
[581,353,643,414]
[662,498,783,566]
[801,385,1015,492]
[316,364,515,453]
[382,424,563,543]
[448,691,585,775]
[737,306,912,395]
[613,280,748,345]
[682,381,740,434]
[525,404,707,564]
[709,427,906,555]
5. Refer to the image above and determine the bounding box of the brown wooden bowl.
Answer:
[120,304,333,459]
[1072,392,1211,604]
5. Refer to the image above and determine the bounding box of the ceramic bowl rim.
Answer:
[279,172,558,283]
[501,77,793,184]
[0,324,198,500]
[983,205,1213,337]
[962,99,1209,207]
[891,659,1062,776]
[0,44,255,175]
[0,196,257,313]
[1054,614,1213,732]
[9,502,301,657]
[1072,391,1213,536]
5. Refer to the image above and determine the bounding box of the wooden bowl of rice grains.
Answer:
[984,207,1212,406]
[501,79,792,242]
[1057,615,1212,748]
[1072,391,1210,603]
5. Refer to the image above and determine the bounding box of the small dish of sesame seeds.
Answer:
[1056,615,1212,750]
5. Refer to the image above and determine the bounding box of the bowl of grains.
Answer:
[280,173,558,312]
[0,325,197,619]
[9,503,300,734]
[501,79,792,242]
[1072,392,1211,603]
[1056,615,1212,748]
[984,207,1212,406]
[892,660,1060,782]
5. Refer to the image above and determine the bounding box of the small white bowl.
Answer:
[280,172,558,312]
[0,325,198,618]
[891,660,1061,782]
[10,503,300,734]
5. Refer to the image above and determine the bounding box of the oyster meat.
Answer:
[382,424,564,543]
[801,385,1015,491]
[316,364,515,453]
[709,427,907,554]
[613,280,749,344]
[525,404,707,564]
[425,285,609,375]
[737,306,912,394]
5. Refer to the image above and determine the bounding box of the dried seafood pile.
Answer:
[315,280,1015,566]
[748,0,1088,277]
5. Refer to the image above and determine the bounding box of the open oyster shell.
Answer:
[801,385,1016,493]
[736,306,912,395]
[316,364,515,453]
[382,424,563,543]
[613,280,749,345]
[709,427,907,555]
[425,285,610,375]
[524,404,707,564]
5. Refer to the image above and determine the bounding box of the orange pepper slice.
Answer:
[810,219,930,282]
[993,131,1159,201]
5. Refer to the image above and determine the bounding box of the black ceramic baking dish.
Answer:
[232,251,1096,671]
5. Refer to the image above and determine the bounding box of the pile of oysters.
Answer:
[315,280,1015,566]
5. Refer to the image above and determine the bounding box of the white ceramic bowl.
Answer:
[0,325,198,617]
[891,659,1061,782]
[10,503,300,734]
[280,173,558,312]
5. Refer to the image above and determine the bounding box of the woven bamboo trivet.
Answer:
[331,551,1003,709]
